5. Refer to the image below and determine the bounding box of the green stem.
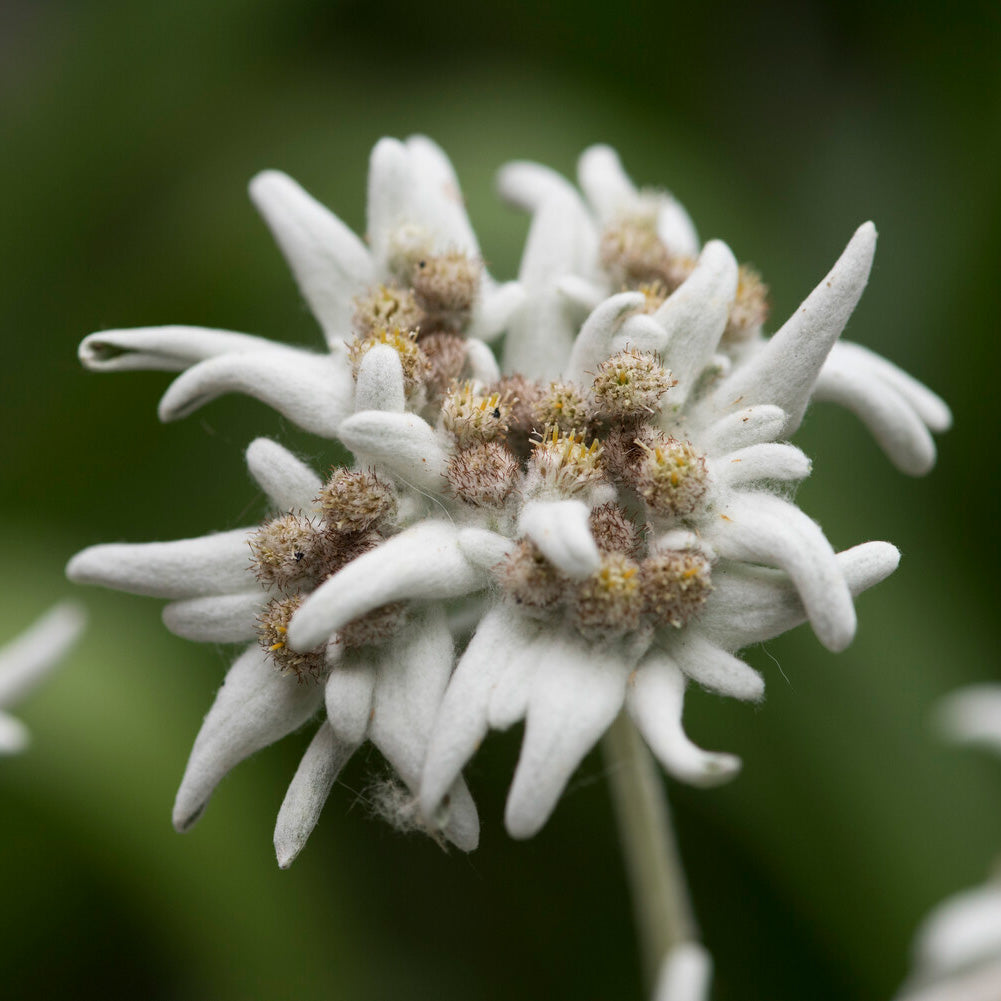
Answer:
[602,712,698,992]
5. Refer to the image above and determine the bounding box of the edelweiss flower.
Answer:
[0,603,84,753]
[67,138,947,863]
[893,687,1001,1001]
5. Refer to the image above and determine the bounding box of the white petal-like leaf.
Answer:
[249,170,373,348]
[158,349,353,437]
[288,521,485,650]
[627,653,741,787]
[172,645,323,831]
[505,627,630,839]
[245,438,322,512]
[274,721,359,869]
[67,529,253,599]
[519,498,601,579]
[79,326,287,373]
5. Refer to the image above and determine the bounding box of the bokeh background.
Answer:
[2,1,999,998]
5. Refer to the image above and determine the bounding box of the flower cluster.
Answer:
[68,137,949,864]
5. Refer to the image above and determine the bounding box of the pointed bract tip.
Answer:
[171,799,205,833]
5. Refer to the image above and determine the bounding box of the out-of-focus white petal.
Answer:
[324,652,377,745]
[0,603,85,708]
[249,170,373,348]
[815,340,939,475]
[245,438,322,512]
[711,222,877,435]
[405,135,481,256]
[698,405,787,456]
[938,685,1001,754]
[354,344,405,414]
[67,529,253,599]
[463,338,501,385]
[158,349,353,438]
[664,630,765,702]
[288,522,485,651]
[656,198,700,258]
[369,606,479,851]
[497,160,582,213]
[421,605,539,817]
[505,627,630,839]
[896,959,1001,1001]
[503,188,599,379]
[578,144,638,223]
[703,492,856,652]
[172,645,323,831]
[336,410,448,492]
[468,281,525,343]
[627,653,741,787]
[367,138,413,269]
[0,712,30,754]
[79,326,287,373]
[566,292,646,381]
[910,885,1001,980]
[699,542,900,651]
[162,592,264,643]
[274,721,359,869]
[655,241,738,405]
[519,499,601,578]
[653,942,714,1001]
[710,442,812,487]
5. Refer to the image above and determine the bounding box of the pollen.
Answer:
[352,283,422,337]
[590,348,676,422]
[258,595,327,682]
[315,469,398,535]
[441,381,511,446]
[630,434,710,519]
[571,553,642,640]
[531,380,590,434]
[527,426,605,497]
[347,325,431,393]
[640,550,713,628]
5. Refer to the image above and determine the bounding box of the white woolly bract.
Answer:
[245,437,323,512]
[288,522,485,651]
[518,499,601,578]
[172,645,323,832]
[67,529,254,599]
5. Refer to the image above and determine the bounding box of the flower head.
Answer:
[68,138,948,860]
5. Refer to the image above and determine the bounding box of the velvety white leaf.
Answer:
[172,645,323,831]
[67,529,253,599]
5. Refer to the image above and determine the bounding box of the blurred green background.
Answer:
[2,1,999,998]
